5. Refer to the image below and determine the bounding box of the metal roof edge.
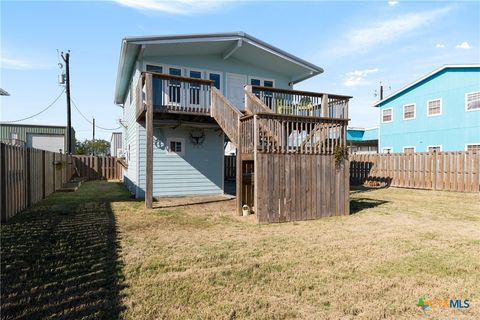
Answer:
[372,64,480,107]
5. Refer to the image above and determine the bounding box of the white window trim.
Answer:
[247,76,276,87]
[382,147,393,154]
[166,138,185,156]
[426,145,442,152]
[381,108,393,123]
[403,146,416,153]
[465,91,480,112]
[465,143,480,151]
[205,69,224,91]
[403,103,416,120]
[427,98,442,117]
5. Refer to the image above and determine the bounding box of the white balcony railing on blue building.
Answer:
[136,72,213,119]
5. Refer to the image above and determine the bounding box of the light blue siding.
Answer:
[142,54,292,92]
[136,125,224,198]
[378,67,480,152]
[123,67,141,195]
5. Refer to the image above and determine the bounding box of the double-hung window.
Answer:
[466,91,480,111]
[403,104,415,120]
[427,99,441,116]
[382,108,393,123]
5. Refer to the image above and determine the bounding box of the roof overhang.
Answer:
[114,32,324,105]
[372,64,480,107]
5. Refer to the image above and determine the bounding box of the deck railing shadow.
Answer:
[1,183,128,319]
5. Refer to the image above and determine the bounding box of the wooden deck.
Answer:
[137,71,351,223]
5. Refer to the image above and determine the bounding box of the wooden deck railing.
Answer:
[136,72,214,120]
[240,113,348,155]
[211,87,243,146]
[249,85,351,119]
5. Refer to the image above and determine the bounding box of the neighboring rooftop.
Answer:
[372,64,480,107]
[114,32,324,104]
[347,127,378,141]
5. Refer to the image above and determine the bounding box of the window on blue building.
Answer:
[466,92,480,111]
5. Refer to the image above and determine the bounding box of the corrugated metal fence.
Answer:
[0,143,123,221]
[350,152,480,192]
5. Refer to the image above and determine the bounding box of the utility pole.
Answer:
[61,51,72,154]
[92,117,96,156]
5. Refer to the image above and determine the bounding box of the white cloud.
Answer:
[388,1,399,6]
[0,56,53,70]
[344,68,379,87]
[435,43,445,48]
[329,6,451,56]
[455,41,472,49]
[113,0,227,15]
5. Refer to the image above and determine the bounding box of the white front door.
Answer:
[226,73,246,109]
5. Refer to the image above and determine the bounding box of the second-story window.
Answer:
[466,91,480,111]
[428,99,441,116]
[209,73,221,90]
[403,104,415,120]
[382,108,392,123]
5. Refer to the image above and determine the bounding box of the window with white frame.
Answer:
[167,138,185,156]
[427,145,442,153]
[382,147,392,154]
[403,146,415,154]
[208,72,221,90]
[382,108,393,123]
[403,104,415,120]
[466,144,480,152]
[466,91,480,111]
[427,99,441,116]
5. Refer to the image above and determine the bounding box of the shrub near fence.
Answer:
[0,143,123,222]
[350,152,480,192]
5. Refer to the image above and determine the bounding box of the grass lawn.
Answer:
[2,181,479,319]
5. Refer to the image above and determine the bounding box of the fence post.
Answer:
[26,148,31,207]
[433,151,437,191]
[42,150,46,199]
[1,143,6,222]
[52,153,56,191]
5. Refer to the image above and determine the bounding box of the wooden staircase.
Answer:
[211,87,243,146]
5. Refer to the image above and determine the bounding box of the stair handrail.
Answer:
[211,87,243,146]
[244,85,273,114]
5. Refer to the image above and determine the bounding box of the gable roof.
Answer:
[372,64,480,107]
[114,32,324,105]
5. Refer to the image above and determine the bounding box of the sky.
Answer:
[1,0,479,141]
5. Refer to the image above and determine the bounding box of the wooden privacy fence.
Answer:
[350,152,480,192]
[0,143,123,222]
[0,143,74,221]
[73,155,122,181]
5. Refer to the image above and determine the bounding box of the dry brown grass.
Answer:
[113,186,480,319]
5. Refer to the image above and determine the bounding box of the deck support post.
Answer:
[236,118,242,216]
[145,73,154,209]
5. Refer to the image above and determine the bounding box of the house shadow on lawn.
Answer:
[350,186,389,215]
[1,181,129,320]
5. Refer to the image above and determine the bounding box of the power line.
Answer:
[70,97,122,131]
[2,89,65,123]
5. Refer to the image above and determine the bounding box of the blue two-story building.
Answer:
[374,65,480,153]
